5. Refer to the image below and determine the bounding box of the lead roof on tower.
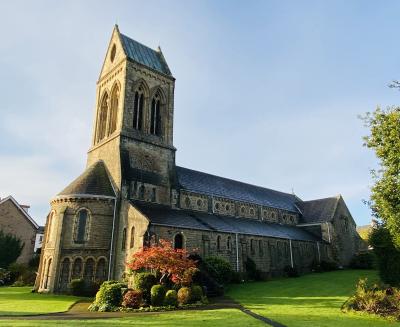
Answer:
[58,161,115,197]
[119,33,172,76]
[176,166,300,212]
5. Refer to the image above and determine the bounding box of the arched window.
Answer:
[59,258,70,291]
[217,235,221,251]
[97,92,108,142]
[133,86,144,131]
[107,84,119,136]
[150,91,162,136]
[75,209,89,243]
[227,236,231,251]
[84,258,95,283]
[44,258,52,289]
[72,258,83,279]
[95,258,107,282]
[139,184,145,200]
[130,226,135,249]
[174,233,183,249]
[46,212,54,244]
[250,239,255,254]
[122,228,127,250]
[259,240,263,256]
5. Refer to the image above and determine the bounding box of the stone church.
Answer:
[36,26,362,293]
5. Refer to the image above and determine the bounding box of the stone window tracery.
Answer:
[97,92,109,142]
[133,86,144,131]
[150,91,162,136]
[107,84,119,136]
[74,209,89,243]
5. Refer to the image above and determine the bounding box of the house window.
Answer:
[197,199,203,207]
[250,239,255,254]
[150,91,162,136]
[227,236,232,251]
[259,240,263,256]
[250,208,255,215]
[133,87,144,130]
[122,228,127,250]
[185,196,191,208]
[240,206,245,214]
[75,209,89,243]
[217,235,221,251]
[174,233,183,249]
[225,204,230,211]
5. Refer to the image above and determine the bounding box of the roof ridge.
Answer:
[176,166,296,198]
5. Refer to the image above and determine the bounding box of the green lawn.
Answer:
[0,287,83,316]
[1,270,399,327]
[0,309,264,326]
[227,269,400,327]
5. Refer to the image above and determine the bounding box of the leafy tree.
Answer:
[0,230,24,268]
[362,106,400,248]
[127,239,197,285]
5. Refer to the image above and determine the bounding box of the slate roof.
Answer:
[133,202,319,242]
[58,161,115,197]
[176,166,299,213]
[120,33,172,76]
[297,196,340,224]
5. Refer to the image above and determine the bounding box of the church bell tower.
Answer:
[87,25,176,205]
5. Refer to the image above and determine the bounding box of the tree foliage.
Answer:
[0,230,24,268]
[362,106,400,248]
[126,239,198,285]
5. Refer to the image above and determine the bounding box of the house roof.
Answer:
[58,161,115,198]
[133,202,320,242]
[176,166,299,213]
[119,33,172,76]
[0,196,39,229]
[297,196,340,224]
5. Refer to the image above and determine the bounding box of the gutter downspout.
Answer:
[317,242,321,263]
[289,239,294,268]
[235,233,239,272]
[108,198,117,280]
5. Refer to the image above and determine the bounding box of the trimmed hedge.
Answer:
[95,280,126,308]
[133,272,157,302]
[164,290,178,307]
[151,284,166,306]
[177,287,191,305]
[204,256,234,285]
[122,289,143,308]
[191,285,203,302]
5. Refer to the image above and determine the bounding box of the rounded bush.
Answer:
[133,272,157,302]
[177,287,192,305]
[204,256,234,285]
[191,285,203,302]
[122,289,143,308]
[95,281,125,307]
[150,284,166,306]
[69,278,85,296]
[164,290,178,307]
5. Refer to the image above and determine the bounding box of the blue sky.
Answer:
[1,1,399,226]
